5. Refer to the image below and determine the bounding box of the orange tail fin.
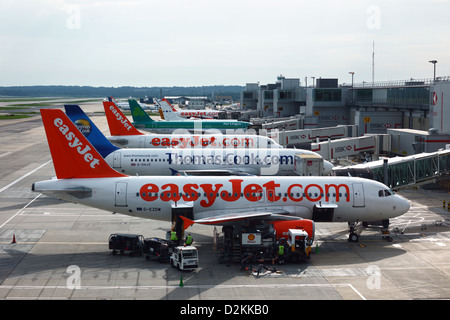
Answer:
[103,101,144,136]
[40,109,126,179]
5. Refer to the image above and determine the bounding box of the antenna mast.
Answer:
[372,40,375,86]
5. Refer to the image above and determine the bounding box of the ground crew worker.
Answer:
[185,234,193,246]
[278,242,285,265]
[170,230,178,245]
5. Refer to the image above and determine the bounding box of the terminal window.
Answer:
[314,89,341,102]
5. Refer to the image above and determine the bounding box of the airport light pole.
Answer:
[429,60,437,82]
[349,72,355,105]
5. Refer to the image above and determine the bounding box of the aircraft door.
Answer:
[115,182,128,207]
[112,152,121,168]
[139,136,146,148]
[352,183,365,207]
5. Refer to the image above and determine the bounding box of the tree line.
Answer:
[0,85,244,100]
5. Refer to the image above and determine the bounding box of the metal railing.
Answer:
[351,76,450,89]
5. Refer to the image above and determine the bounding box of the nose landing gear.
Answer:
[348,219,393,242]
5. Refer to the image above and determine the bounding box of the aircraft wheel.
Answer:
[348,233,359,242]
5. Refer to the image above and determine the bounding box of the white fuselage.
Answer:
[104,148,333,176]
[106,134,282,149]
[33,176,410,224]
[173,109,221,119]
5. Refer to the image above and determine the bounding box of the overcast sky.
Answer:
[1,0,449,87]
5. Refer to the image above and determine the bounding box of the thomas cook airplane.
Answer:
[102,100,282,149]
[33,109,410,242]
[64,105,334,177]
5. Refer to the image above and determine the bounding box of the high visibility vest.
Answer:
[186,235,193,245]
[171,231,178,241]
[278,245,284,255]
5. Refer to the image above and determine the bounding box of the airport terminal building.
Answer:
[241,75,450,137]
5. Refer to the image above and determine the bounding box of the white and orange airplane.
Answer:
[32,109,410,242]
[102,100,282,149]
[154,98,222,120]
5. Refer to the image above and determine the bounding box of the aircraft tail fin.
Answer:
[163,98,178,111]
[64,105,120,158]
[129,99,154,123]
[156,98,184,121]
[40,109,126,179]
[102,101,144,136]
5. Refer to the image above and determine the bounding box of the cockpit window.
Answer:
[378,189,394,197]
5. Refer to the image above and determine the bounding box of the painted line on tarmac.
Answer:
[0,160,51,194]
[0,283,366,300]
[0,193,43,229]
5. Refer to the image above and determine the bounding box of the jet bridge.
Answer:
[269,125,357,147]
[311,135,382,161]
[333,150,450,190]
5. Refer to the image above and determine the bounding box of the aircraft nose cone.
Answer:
[323,161,334,175]
[396,196,410,214]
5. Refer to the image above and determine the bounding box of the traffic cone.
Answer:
[179,275,184,287]
[11,234,16,244]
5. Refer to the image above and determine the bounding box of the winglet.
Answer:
[159,109,165,120]
[103,101,144,136]
[40,109,126,179]
[128,99,154,123]
[179,216,195,230]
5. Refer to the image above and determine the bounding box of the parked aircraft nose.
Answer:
[323,160,334,175]
[395,195,410,215]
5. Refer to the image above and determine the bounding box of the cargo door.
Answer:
[115,182,128,207]
[352,183,365,207]
[112,151,121,168]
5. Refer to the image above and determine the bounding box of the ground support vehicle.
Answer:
[284,229,311,262]
[108,233,144,256]
[170,246,199,271]
[143,237,174,261]
[214,223,312,267]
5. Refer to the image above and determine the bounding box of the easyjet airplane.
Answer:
[65,105,333,176]
[33,109,410,242]
[102,100,282,149]
[154,98,223,120]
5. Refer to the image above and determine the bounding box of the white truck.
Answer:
[170,246,199,271]
[285,229,312,262]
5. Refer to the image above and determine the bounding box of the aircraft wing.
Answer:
[180,207,305,229]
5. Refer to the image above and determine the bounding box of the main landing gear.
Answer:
[348,219,393,242]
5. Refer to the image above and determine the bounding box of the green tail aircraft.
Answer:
[128,99,252,133]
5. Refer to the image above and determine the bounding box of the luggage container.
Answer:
[108,233,144,257]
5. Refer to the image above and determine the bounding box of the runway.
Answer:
[1,100,450,301]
